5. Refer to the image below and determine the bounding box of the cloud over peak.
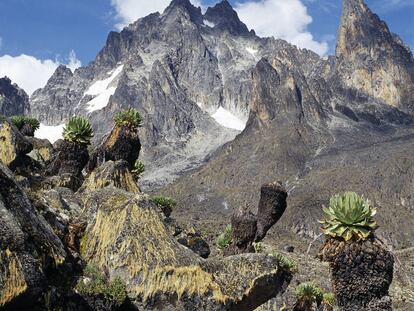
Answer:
[0,50,81,96]
[234,0,328,56]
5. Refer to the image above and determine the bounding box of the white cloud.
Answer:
[0,50,81,96]
[111,0,204,30]
[235,0,329,56]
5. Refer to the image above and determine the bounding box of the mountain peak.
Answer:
[204,0,250,36]
[336,0,414,111]
[164,0,203,23]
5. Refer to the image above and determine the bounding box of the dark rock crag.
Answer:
[0,77,30,117]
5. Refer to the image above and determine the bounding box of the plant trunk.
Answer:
[319,237,394,311]
[87,126,141,172]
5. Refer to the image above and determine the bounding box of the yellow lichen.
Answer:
[0,122,17,166]
[82,198,177,276]
[0,252,28,307]
[132,265,228,303]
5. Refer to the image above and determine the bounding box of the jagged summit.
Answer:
[336,0,414,111]
[204,0,251,36]
[164,0,203,24]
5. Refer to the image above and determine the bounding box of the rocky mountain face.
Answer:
[30,0,269,187]
[335,0,414,112]
[0,77,29,117]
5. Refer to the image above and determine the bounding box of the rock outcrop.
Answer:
[45,140,89,190]
[335,0,414,112]
[79,160,140,194]
[0,77,29,117]
[0,117,32,169]
[78,184,291,310]
[0,163,66,309]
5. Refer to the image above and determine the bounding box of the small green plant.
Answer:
[253,242,264,253]
[319,192,377,241]
[63,117,93,145]
[151,196,176,210]
[295,282,324,304]
[323,292,336,307]
[270,252,298,273]
[114,108,142,131]
[10,115,40,136]
[131,160,145,179]
[75,264,126,306]
[216,225,233,250]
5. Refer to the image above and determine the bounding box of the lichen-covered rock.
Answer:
[0,163,66,309]
[79,160,140,194]
[79,187,291,310]
[87,126,141,172]
[26,136,54,165]
[0,118,32,169]
[319,237,394,311]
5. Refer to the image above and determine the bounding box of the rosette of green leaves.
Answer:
[114,108,142,131]
[63,116,93,145]
[320,192,377,241]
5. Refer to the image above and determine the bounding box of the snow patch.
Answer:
[212,107,246,131]
[86,87,117,113]
[203,19,215,28]
[246,47,258,55]
[35,123,65,143]
[84,65,124,112]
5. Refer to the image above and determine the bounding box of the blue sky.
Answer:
[0,0,413,94]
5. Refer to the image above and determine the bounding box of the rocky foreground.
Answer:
[0,117,295,310]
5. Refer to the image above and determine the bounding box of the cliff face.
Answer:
[0,77,29,117]
[335,0,414,111]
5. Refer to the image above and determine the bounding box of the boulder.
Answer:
[79,160,140,194]
[79,187,291,310]
[87,126,141,172]
[0,162,66,309]
[0,118,32,169]
[176,228,211,259]
[26,136,54,165]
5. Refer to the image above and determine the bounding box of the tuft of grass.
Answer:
[114,108,142,131]
[295,282,324,303]
[216,225,233,250]
[253,242,264,253]
[323,292,336,307]
[151,196,176,210]
[131,160,145,179]
[75,264,127,306]
[270,252,298,273]
[63,117,93,145]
